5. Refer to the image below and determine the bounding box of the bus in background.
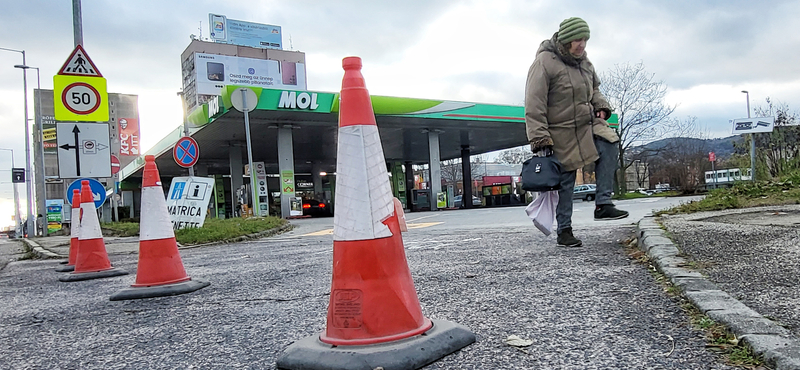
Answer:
[704,168,752,188]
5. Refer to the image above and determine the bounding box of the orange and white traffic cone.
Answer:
[55,189,81,272]
[110,155,209,301]
[59,181,128,282]
[277,57,475,370]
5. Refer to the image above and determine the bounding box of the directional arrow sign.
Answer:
[56,122,111,179]
[66,178,107,209]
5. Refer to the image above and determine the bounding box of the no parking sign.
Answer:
[173,137,199,168]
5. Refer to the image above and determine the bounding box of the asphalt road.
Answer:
[1,195,737,370]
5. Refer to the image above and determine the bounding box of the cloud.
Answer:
[1,0,800,164]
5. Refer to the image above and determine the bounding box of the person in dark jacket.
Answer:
[525,17,628,248]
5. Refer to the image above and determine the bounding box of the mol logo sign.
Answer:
[278,91,319,110]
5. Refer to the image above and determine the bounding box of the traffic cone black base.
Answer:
[110,279,210,301]
[58,268,128,282]
[59,261,68,265]
[276,319,475,370]
[55,265,75,272]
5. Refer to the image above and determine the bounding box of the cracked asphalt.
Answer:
[0,202,736,369]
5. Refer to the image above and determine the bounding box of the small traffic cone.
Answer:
[110,155,209,301]
[55,189,81,272]
[59,181,128,282]
[277,57,475,370]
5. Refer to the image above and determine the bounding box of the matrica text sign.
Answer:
[166,176,215,230]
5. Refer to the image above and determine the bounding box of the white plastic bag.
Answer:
[525,191,559,236]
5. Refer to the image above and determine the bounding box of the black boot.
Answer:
[557,228,582,248]
[594,204,629,220]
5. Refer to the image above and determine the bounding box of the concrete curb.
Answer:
[23,223,295,258]
[637,216,800,370]
[21,239,63,259]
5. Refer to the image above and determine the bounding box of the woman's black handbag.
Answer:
[521,155,562,192]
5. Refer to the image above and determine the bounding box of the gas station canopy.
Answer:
[120,86,528,181]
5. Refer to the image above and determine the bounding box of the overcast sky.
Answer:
[0,0,799,224]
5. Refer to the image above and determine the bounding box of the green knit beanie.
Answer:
[558,17,590,44]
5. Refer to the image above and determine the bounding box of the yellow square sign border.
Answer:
[53,75,109,122]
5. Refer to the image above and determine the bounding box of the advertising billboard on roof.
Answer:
[209,14,282,50]
[194,53,306,96]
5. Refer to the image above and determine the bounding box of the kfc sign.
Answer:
[119,118,140,156]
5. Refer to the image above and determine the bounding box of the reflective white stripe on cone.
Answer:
[59,182,127,282]
[109,155,209,300]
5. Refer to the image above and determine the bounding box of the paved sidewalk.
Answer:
[0,238,27,271]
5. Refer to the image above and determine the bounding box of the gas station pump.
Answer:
[254,162,269,217]
[389,162,407,209]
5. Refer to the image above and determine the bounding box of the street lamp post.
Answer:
[742,90,755,182]
[0,148,21,238]
[13,64,35,237]
[15,64,46,236]
[1,47,34,238]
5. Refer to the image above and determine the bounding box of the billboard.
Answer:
[194,53,306,96]
[209,14,282,50]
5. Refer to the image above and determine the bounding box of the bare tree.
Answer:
[440,159,462,185]
[599,61,680,193]
[753,98,800,178]
[496,145,533,164]
[646,117,709,193]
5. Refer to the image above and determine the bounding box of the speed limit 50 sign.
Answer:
[53,75,109,121]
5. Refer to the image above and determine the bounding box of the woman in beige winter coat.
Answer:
[525,17,628,248]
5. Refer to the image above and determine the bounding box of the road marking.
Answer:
[406,222,443,229]
[638,199,660,203]
[298,221,443,236]
[302,229,333,236]
[406,214,441,222]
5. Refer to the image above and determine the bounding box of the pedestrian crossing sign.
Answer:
[57,45,103,77]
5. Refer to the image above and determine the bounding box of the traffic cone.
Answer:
[109,155,209,301]
[55,189,81,272]
[277,57,475,370]
[59,181,128,282]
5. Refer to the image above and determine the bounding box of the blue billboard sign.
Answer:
[209,14,282,50]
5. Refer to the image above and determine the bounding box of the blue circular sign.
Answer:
[66,178,107,209]
[173,137,199,168]
[248,68,255,74]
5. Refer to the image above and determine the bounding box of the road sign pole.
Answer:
[241,89,259,217]
[112,173,118,222]
[179,93,195,177]
[72,0,83,47]
[743,91,755,182]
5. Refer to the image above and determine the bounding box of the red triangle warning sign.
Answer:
[57,45,103,77]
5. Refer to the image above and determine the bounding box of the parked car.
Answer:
[572,184,597,201]
[453,195,482,208]
[636,188,654,196]
[302,199,331,217]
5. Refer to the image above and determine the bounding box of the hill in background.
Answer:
[633,135,741,158]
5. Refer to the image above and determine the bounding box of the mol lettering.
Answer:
[208,97,221,118]
[278,91,319,110]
